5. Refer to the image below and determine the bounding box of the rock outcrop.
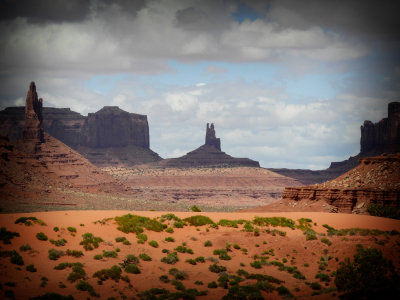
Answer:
[20,82,44,153]
[270,102,400,184]
[0,105,162,166]
[280,153,400,213]
[158,123,260,168]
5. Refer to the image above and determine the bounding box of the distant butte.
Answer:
[157,123,260,168]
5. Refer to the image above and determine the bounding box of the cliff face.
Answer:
[0,105,161,166]
[360,102,400,155]
[159,123,260,168]
[280,154,400,213]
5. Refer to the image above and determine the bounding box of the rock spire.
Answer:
[22,82,44,143]
[205,123,221,151]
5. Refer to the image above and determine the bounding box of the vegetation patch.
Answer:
[148,240,159,248]
[183,215,214,226]
[367,203,400,220]
[253,216,295,229]
[102,250,118,258]
[50,238,67,246]
[125,263,141,274]
[48,248,65,260]
[139,253,152,261]
[209,263,227,273]
[15,216,46,226]
[76,280,99,297]
[115,214,164,234]
[67,264,86,282]
[218,219,245,228]
[175,244,194,254]
[66,249,84,258]
[0,227,20,244]
[169,268,188,280]
[161,252,179,264]
[20,244,32,252]
[80,232,103,251]
[36,232,48,241]
[93,265,122,282]
[54,262,83,270]
[191,205,201,212]
[30,293,74,300]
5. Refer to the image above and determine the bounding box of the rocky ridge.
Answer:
[278,153,400,214]
[156,123,260,168]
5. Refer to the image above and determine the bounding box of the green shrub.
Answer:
[123,239,131,245]
[169,268,188,280]
[367,203,400,219]
[66,249,83,258]
[165,227,174,233]
[139,253,152,261]
[175,245,193,254]
[165,236,175,242]
[321,237,332,246]
[126,254,139,264]
[250,260,263,269]
[310,282,321,290]
[115,214,164,234]
[15,216,46,226]
[253,216,295,229]
[213,249,231,260]
[67,265,86,282]
[94,254,102,260]
[36,232,48,241]
[48,248,64,260]
[209,263,226,273]
[276,285,293,297]
[76,280,98,297]
[80,232,103,251]
[54,262,83,270]
[53,227,59,232]
[233,243,240,249]
[0,227,20,244]
[26,264,37,272]
[186,258,196,265]
[335,245,399,298]
[204,240,212,247]
[102,250,118,258]
[194,280,203,285]
[183,215,214,226]
[173,221,184,228]
[30,293,74,300]
[195,256,205,263]
[67,226,77,233]
[93,265,122,282]
[125,264,141,274]
[161,252,179,264]
[115,236,127,243]
[208,281,218,288]
[50,238,67,246]
[305,231,317,241]
[191,205,201,212]
[159,275,170,283]
[161,213,182,222]
[20,244,32,252]
[148,240,159,248]
[315,272,330,282]
[171,280,185,291]
[218,219,242,228]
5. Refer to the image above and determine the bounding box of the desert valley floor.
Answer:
[0,210,399,299]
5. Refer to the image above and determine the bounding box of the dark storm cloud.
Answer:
[267,0,400,40]
[0,0,92,23]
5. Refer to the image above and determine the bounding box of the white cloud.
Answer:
[165,92,198,112]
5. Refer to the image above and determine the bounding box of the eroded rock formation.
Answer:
[0,105,161,166]
[21,82,44,152]
[280,153,400,213]
[158,123,260,168]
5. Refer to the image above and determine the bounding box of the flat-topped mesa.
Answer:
[205,123,221,151]
[22,82,44,143]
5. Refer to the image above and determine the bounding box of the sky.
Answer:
[0,0,399,170]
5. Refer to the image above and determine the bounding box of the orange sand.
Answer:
[0,210,399,299]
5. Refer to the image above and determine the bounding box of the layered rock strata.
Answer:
[0,105,161,166]
[280,154,400,213]
[159,123,259,168]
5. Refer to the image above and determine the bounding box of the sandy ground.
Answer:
[1,210,399,299]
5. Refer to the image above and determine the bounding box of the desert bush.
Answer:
[208,281,218,288]
[315,272,330,282]
[26,264,37,272]
[276,285,293,297]
[93,254,102,260]
[66,249,83,258]
[148,240,159,248]
[139,253,152,261]
[67,265,86,282]
[67,226,76,233]
[125,264,141,274]
[209,263,227,273]
[310,282,321,290]
[253,216,295,229]
[48,248,64,260]
[80,232,103,251]
[204,240,212,247]
[76,280,98,297]
[175,245,193,254]
[183,215,214,226]
[115,236,127,243]
[321,237,332,246]
[159,275,170,283]
[335,245,399,298]
[169,268,188,280]
[54,262,83,270]
[233,243,240,249]
[218,219,241,228]
[36,232,48,241]
[0,227,20,245]
[191,205,201,212]
[126,254,139,264]
[19,244,32,252]
[367,203,400,220]
[102,250,118,258]
[15,216,46,226]
[194,280,203,285]
[93,265,122,282]
[213,249,231,260]
[171,280,185,291]
[50,238,67,246]
[165,236,175,242]
[195,256,205,263]
[165,227,174,233]
[161,252,179,264]
[115,214,164,234]
[186,258,196,265]
[53,227,59,232]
